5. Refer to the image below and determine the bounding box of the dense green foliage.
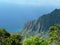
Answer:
[23,37,48,45]
[23,24,60,45]
[0,24,60,45]
[49,24,60,45]
[0,28,22,45]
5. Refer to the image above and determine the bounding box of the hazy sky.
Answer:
[0,0,60,6]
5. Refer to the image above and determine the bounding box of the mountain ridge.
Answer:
[20,9,60,38]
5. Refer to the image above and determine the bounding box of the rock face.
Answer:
[20,9,60,37]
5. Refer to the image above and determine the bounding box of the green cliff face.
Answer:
[20,9,60,38]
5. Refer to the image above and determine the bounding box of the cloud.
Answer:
[0,0,60,6]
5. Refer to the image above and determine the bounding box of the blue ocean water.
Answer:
[0,3,55,32]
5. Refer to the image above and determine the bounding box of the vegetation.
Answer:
[0,28,22,45]
[23,37,48,45]
[23,24,60,45]
[0,24,60,45]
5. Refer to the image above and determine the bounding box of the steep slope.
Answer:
[20,9,60,38]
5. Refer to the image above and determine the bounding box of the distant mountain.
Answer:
[20,9,60,38]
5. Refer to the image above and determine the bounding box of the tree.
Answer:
[49,24,60,45]
[5,34,22,45]
[0,28,22,45]
[0,28,10,45]
[0,28,10,38]
[23,36,48,45]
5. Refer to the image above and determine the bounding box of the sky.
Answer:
[0,0,60,6]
